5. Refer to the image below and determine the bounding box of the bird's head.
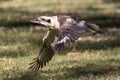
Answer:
[30,16,60,29]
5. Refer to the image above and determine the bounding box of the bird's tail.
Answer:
[85,23,101,34]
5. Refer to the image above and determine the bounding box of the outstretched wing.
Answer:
[52,21,87,52]
[29,42,55,71]
[29,28,59,71]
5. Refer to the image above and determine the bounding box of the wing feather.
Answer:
[29,43,55,71]
[29,28,58,71]
[52,21,86,52]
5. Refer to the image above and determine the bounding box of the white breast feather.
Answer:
[57,36,69,44]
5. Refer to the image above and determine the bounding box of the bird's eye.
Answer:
[46,19,51,23]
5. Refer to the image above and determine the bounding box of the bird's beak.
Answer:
[30,18,40,24]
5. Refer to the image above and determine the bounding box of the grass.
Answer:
[0,0,120,80]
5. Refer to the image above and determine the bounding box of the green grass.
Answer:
[0,0,120,80]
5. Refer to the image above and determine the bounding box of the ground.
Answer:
[0,0,120,80]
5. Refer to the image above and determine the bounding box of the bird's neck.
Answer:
[43,27,58,44]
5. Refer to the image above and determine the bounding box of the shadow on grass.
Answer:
[0,8,120,28]
[54,64,120,79]
[0,49,29,58]
[75,37,120,51]
[103,0,120,3]
[0,0,11,2]
[3,59,120,80]
[85,14,120,28]
[63,34,120,54]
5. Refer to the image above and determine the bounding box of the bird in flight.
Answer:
[29,15,100,71]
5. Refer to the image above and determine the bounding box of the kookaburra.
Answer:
[29,15,100,71]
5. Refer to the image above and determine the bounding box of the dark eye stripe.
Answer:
[46,19,51,23]
[41,18,51,23]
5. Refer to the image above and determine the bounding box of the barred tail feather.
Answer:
[85,23,101,34]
